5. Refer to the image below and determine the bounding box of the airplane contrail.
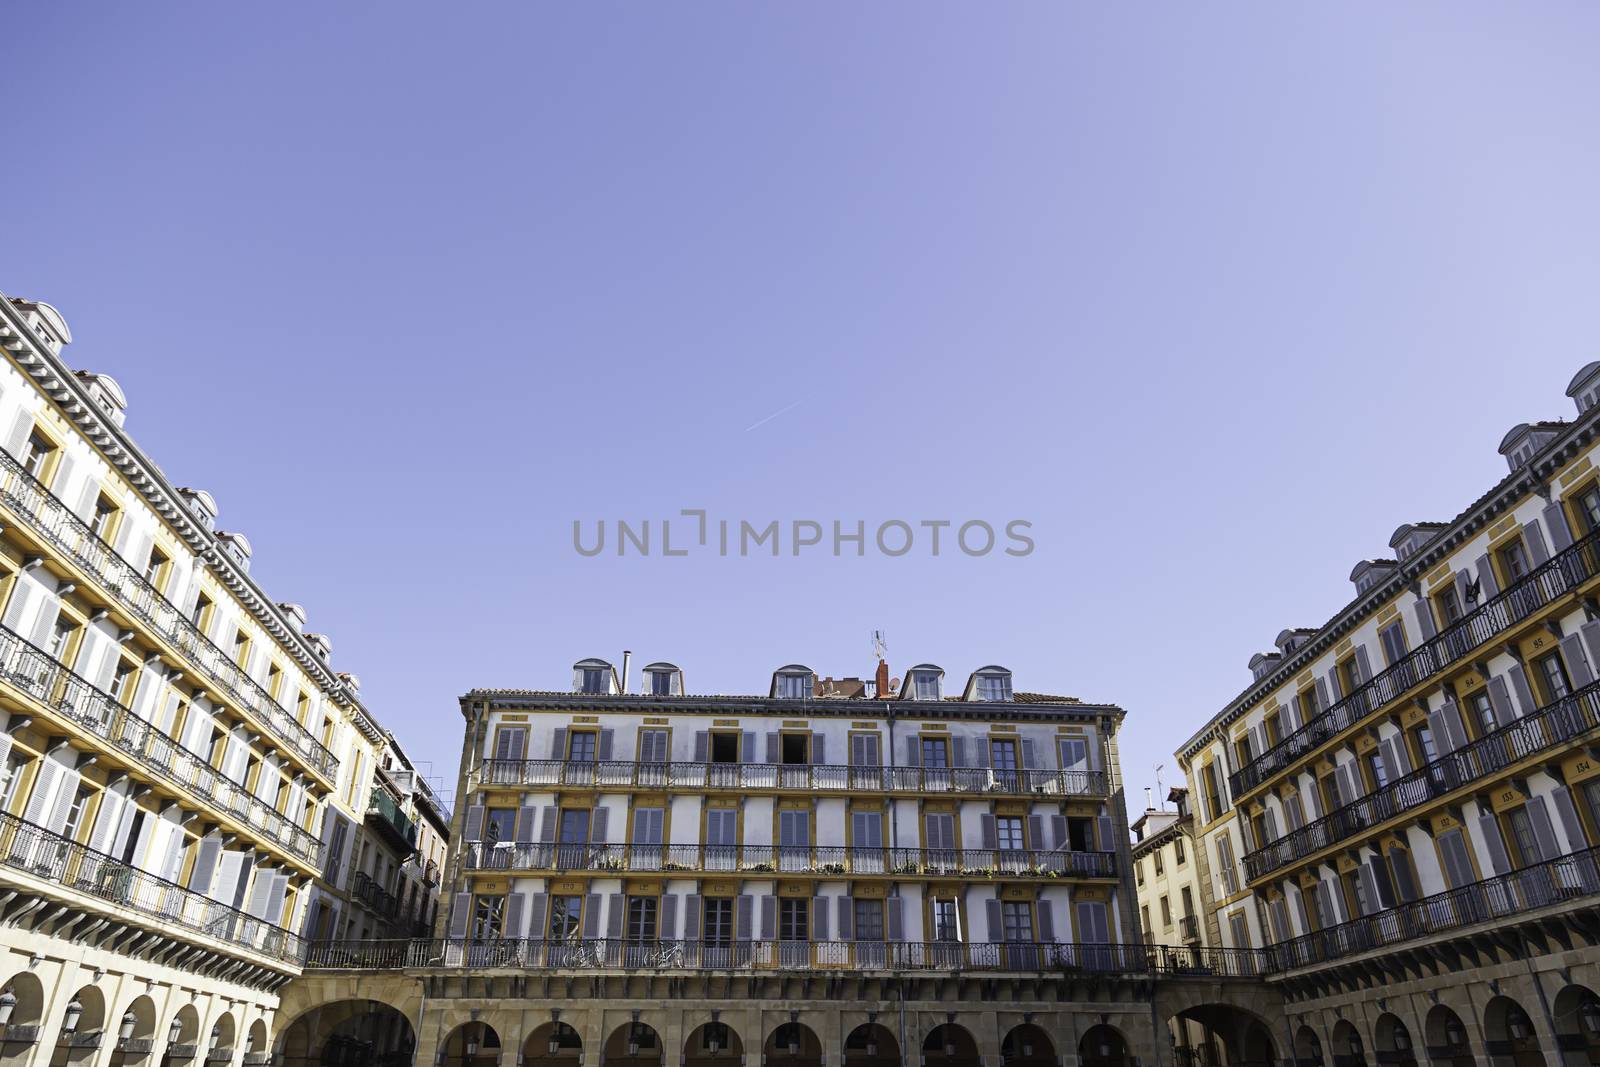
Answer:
[744,397,805,433]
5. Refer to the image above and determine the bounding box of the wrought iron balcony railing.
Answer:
[0,808,303,966]
[1231,527,1600,798]
[1243,677,1600,881]
[1,1025,41,1045]
[1179,914,1200,942]
[300,937,1277,979]
[63,1033,102,1048]
[367,788,418,849]
[0,447,337,779]
[119,1038,157,1055]
[477,759,1107,797]
[351,870,401,918]
[0,622,323,866]
[168,1045,198,1060]
[461,841,1118,879]
[1271,844,1600,970]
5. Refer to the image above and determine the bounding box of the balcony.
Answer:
[1179,914,1200,942]
[63,1033,103,1049]
[422,859,441,886]
[476,759,1108,797]
[1231,526,1600,799]
[367,788,418,851]
[1243,676,1600,882]
[461,841,1117,879]
[119,1038,158,1056]
[1,1026,41,1045]
[0,622,323,867]
[168,1046,199,1060]
[0,808,303,966]
[0,447,337,780]
[1272,844,1600,970]
[351,870,401,919]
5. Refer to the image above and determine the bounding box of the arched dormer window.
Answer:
[901,664,944,701]
[573,658,617,695]
[641,662,683,697]
[968,666,1013,702]
[771,665,815,700]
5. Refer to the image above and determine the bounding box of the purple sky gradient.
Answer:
[7,4,1600,803]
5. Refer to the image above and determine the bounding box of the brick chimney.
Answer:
[875,659,891,699]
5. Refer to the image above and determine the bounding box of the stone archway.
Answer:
[164,1006,202,1067]
[1485,996,1546,1067]
[1081,1026,1131,1067]
[246,1022,267,1064]
[1001,1025,1056,1067]
[1296,1026,1326,1067]
[111,996,158,1067]
[439,1023,501,1067]
[51,984,107,1067]
[276,1001,417,1067]
[1331,1021,1368,1067]
[1424,1006,1473,1067]
[924,1024,981,1067]
[1169,1004,1280,1067]
[0,971,47,1054]
[843,1023,897,1067]
[1553,985,1600,1067]
[767,1022,824,1067]
[523,1020,583,1067]
[209,1013,238,1067]
[603,1020,663,1067]
[684,1019,743,1067]
[1375,1015,1418,1067]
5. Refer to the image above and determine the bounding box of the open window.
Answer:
[780,734,809,765]
[709,733,740,764]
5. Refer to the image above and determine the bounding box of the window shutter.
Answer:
[527,893,548,942]
[812,734,826,765]
[1263,809,1279,843]
[694,732,708,762]
[1412,600,1437,642]
[904,737,920,767]
[1527,796,1560,862]
[1380,738,1407,781]
[590,807,609,843]
[1049,815,1067,850]
[1021,739,1038,769]
[1550,787,1587,852]
[887,895,904,941]
[1369,857,1396,909]
[1427,710,1457,756]
[1284,799,1302,833]
[515,806,540,844]
[538,806,557,842]
[1474,554,1500,600]
[742,731,757,763]
[765,732,779,763]
[448,892,471,938]
[494,730,515,762]
[1026,815,1044,851]
[737,894,754,940]
[813,896,829,940]
[1544,502,1576,551]
[1287,695,1304,734]
[598,729,614,761]
[973,739,989,768]
[760,895,776,939]
[984,899,1002,942]
[1505,663,1537,715]
[1290,886,1310,934]
[46,771,78,834]
[551,728,566,760]
[187,833,221,894]
[1314,677,1332,716]
[837,896,853,940]
[1354,646,1374,684]
[88,790,123,854]
[849,735,864,767]
[684,895,701,940]
[980,814,997,850]
[660,894,677,941]
[464,805,485,842]
[1325,668,1344,703]
[1036,900,1054,942]
[1440,701,1470,750]
[1526,520,1551,566]
[1096,815,1114,852]
[1562,634,1596,687]
[583,893,602,938]
[1389,852,1418,902]
[951,737,968,769]
[1469,682,1510,737]
[606,893,624,938]
[1477,815,1511,875]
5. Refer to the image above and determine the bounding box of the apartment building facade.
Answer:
[283,657,1204,1067]
[0,292,443,1067]
[1175,363,1600,1067]
[1131,789,1209,950]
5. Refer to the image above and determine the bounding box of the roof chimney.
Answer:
[875,658,890,699]
[620,650,632,694]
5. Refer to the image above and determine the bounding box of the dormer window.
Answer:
[969,667,1013,702]
[641,662,683,697]
[915,673,940,700]
[772,665,815,700]
[903,665,945,701]
[581,668,606,694]
[572,658,616,695]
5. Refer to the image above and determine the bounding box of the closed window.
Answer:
[567,731,597,762]
[1469,691,1497,737]
[627,897,657,942]
[1411,724,1438,766]
[1576,486,1600,535]
[977,674,1012,701]
[91,496,118,540]
[1174,837,1186,864]
[1159,896,1172,927]
[47,617,78,662]
[20,432,54,480]
[472,895,505,939]
[549,895,582,939]
[853,899,884,941]
[649,671,673,696]
[920,738,949,768]
[706,809,737,847]
[777,674,810,699]
[851,811,883,849]
[1000,901,1032,942]
[1379,623,1407,667]
[703,898,733,943]
[485,808,516,843]
[638,729,669,763]
[913,671,941,700]
[1058,738,1087,770]
[990,739,1018,770]
[778,810,810,847]
[580,668,606,694]
[558,809,590,843]
[1500,538,1532,584]
[1367,751,1389,790]
[1505,807,1540,866]
[996,816,1024,851]
[1436,586,1462,626]
[779,898,807,941]
[1536,651,1572,702]
[1153,849,1164,875]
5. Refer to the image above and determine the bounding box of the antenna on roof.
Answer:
[872,630,887,661]
[1155,763,1165,808]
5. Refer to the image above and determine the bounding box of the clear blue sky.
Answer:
[7,4,1600,805]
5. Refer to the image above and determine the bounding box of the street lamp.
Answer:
[62,998,85,1036]
[630,1013,643,1059]
[0,990,16,1027]
[1581,999,1600,1038]
[121,1011,138,1043]
[1445,1020,1466,1050]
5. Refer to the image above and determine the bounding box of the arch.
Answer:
[0,971,47,1040]
[1485,996,1546,1067]
[209,1013,238,1065]
[1168,1004,1281,1067]
[523,1021,583,1067]
[1553,985,1600,1067]
[767,1022,824,1067]
[1000,1025,1055,1067]
[1331,1020,1368,1067]
[275,1001,416,1067]
[246,1022,267,1059]
[603,1021,663,1067]
[1375,1015,1418,1067]
[164,1005,201,1067]
[51,985,107,1067]
[1079,1025,1130,1067]
[1296,1026,1326,1067]
[1424,1006,1473,1067]
[440,1024,500,1067]
[111,996,158,1064]
[843,1024,897,1067]
[924,1024,980,1067]
[683,1020,743,1067]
